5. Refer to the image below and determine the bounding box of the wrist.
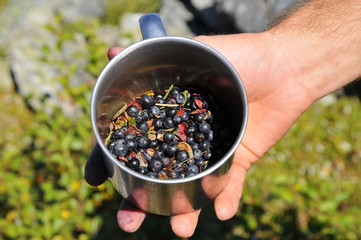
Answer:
[264,0,361,101]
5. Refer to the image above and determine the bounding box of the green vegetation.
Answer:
[101,0,160,25]
[1,0,360,239]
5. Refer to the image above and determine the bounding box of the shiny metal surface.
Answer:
[90,36,248,215]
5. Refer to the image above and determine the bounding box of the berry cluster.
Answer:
[106,85,214,179]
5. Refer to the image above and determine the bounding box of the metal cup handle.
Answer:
[139,13,167,39]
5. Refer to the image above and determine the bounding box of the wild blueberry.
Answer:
[137,121,148,133]
[112,128,125,140]
[199,122,211,134]
[193,112,206,124]
[126,105,139,117]
[166,144,178,157]
[136,136,149,149]
[138,166,148,175]
[149,159,163,172]
[166,107,177,117]
[163,132,175,144]
[114,141,128,157]
[127,157,140,170]
[147,105,160,118]
[149,139,159,149]
[125,139,137,151]
[124,133,134,141]
[140,94,154,109]
[162,117,175,129]
[153,118,163,130]
[187,163,199,175]
[199,140,210,151]
[176,150,189,162]
[173,115,182,125]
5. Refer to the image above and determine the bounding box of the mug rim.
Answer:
[90,36,248,184]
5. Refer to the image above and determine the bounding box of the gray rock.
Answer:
[159,0,298,35]
[0,0,108,117]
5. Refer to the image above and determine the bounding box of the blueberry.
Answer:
[114,141,128,157]
[159,143,169,152]
[136,136,149,149]
[140,94,154,109]
[127,157,140,170]
[153,118,163,130]
[107,141,117,152]
[149,159,163,172]
[146,172,158,178]
[193,149,203,160]
[187,163,199,175]
[203,151,212,160]
[193,112,206,123]
[176,150,189,162]
[181,111,190,121]
[195,158,205,167]
[137,110,149,122]
[175,94,184,104]
[126,105,139,117]
[154,149,165,159]
[199,140,211,151]
[201,101,209,109]
[156,98,165,104]
[184,102,191,108]
[199,122,211,134]
[154,92,163,99]
[138,166,148,175]
[149,139,159,149]
[171,87,181,97]
[137,121,148,133]
[191,143,199,150]
[112,128,125,140]
[163,117,175,129]
[194,132,206,143]
[186,136,195,144]
[185,126,196,136]
[124,133,134,141]
[166,107,177,117]
[173,115,182,125]
[206,130,213,141]
[125,139,137,151]
[166,144,178,157]
[147,105,160,118]
[163,132,175,144]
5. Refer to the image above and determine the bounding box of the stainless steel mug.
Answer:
[90,13,248,215]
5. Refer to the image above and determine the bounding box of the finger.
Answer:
[170,209,201,238]
[117,199,147,233]
[214,145,251,221]
[107,47,124,60]
[84,143,109,186]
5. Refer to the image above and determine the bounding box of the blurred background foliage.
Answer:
[0,0,360,239]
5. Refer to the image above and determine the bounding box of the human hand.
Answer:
[85,32,316,237]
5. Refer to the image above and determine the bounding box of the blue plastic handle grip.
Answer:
[139,13,167,39]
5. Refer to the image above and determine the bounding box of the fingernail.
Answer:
[117,210,145,232]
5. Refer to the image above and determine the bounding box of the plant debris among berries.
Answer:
[105,85,229,179]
